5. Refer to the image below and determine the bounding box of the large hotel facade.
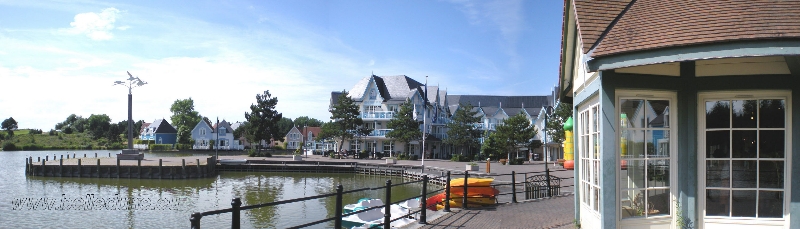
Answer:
[330,74,556,160]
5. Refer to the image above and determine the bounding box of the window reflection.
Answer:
[732,100,757,128]
[706,101,730,129]
[759,100,785,128]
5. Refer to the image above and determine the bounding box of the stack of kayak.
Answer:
[425,177,498,210]
[342,198,419,229]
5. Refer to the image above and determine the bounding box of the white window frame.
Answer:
[697,90,792,227]
[578,96,601,217]
[616,90,678,227]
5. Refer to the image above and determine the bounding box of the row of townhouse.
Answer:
[190,119,244,150]
[330,74,559,160]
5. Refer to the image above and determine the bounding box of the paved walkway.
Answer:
[407,194,576,229]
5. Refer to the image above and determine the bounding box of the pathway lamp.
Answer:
[115,71,147,160]
[543,106,554,197]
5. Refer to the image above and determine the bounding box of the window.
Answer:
[618,93,675,220]
[350,140,361,152]
[200,129,206,135]
[579,103,601,213]
[383,141,394,155]
[701,92,789,220]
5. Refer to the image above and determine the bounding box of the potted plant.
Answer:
[292,149,303,161]
[386,157,397,164]
[466,162,478,171]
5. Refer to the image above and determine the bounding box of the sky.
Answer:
[0,0,564,130]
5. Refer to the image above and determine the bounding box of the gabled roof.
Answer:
[345,75,425,102]
[302,126,321,139]
[572,0,631,54]
[149,119,177,134]
[212,120,233,133]
[575,0,800,57]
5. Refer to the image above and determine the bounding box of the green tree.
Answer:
[545,102,573,144]
[244,90,283,153]
[494,112,538,160]
[87,114,111,140]
[386,100,422,155]
[481,132,503,159]
[444,103,481,157]
[293,116,323,127]
[276,117,294,137]
[2,117,18,137]
[170,98,202,144]
[326,91,364,152]
[107,122,124,142]
[317,121,337,147]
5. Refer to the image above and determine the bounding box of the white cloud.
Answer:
[64,8,122,40]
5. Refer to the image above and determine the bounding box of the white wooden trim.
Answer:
[616,89,678,228]
[696,90,792,228]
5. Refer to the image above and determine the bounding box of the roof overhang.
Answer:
[557,0,576,104]
[587,40,800,72]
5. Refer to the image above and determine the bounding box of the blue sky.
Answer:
[0,0,563,130]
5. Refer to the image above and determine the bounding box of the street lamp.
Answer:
[543,105,554,197]
[114,71,147,160]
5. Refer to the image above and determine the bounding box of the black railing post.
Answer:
[420,175,428,224]
[190,212,202,229]
[462,171,469,209]
[231,198,241,229]
[444,171,451,212]
[384,179,392,229]
[334,184,343,229]
[512,171,518,203]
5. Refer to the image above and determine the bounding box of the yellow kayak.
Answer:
[435,197,496,209]
[449,178,494,187]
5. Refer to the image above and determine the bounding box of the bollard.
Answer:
[182,159,186,179]
[334,184,344,229]
[444,171,451,212]
[38,157,40,162]
[512,171,518,203]
[67,154,70,159]
[137,159,142,178]
[231,198,241,229]
[46,156,49,161]
[190,212,202,229]
[84,154,86,158]
[97,159,100,178]
[108,153,111,157]
[59,159,63,177]
[95,153,97,158]
[116,158,120,178]
[73,153,75,158]
[420,175,428,224]
[463,171,469,209]
[78,159,82,178]
[159,159,163,179]
[486,159,490,173]
[61,155,63,160]
[384,180,392,229]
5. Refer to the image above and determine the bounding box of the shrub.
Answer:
[63,127,73,134]
[510,158,526,165]
[108,143,125,150]
[272,145,284,150]
[359,152,368,159]
[175,143,192,150]
[149,144,173,151]
[375,152,384,159]
[410,155,419,160]
[48,129,57,136]
[2,142,17,151]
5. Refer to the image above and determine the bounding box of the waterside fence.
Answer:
[189,169,574,229]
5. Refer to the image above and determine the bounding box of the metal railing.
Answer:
[361,111,396,119]
[369,129,393,137]
[189,169,573,228]
[190,173,449,229]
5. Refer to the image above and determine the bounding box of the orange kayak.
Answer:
[425,193,446,210]
[449,186,500,197]
[449,178,494,187]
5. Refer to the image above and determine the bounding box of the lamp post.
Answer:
[114,71,147,160]
[543,106,554,197]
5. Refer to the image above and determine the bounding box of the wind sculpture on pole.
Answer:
[114,71,147,160]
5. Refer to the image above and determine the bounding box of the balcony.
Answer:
[472,123,497,130]
[367,129,393,137]
[361,111,396,120]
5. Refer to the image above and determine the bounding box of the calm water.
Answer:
[1,150,429,228]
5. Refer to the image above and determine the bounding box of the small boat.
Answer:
[342,198,420,228]
[218,159,247,165]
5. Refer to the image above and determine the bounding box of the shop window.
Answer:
[579,103,601,213]
[702,96,787,219]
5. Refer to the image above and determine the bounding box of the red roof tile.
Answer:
[592,0,800,57]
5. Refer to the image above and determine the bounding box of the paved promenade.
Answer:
[412,195,576,229]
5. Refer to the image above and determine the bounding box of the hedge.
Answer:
[149,144,173,151]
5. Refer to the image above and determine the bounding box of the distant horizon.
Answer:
[0,0,563,130]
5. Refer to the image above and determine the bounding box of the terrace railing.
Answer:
[190,169,573,228]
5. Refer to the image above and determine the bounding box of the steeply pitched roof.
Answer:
[572,0,631,53]
[302,127,321,139]
[150,119,177,134]
[344,75,425,102]
[212,120,233,133]
[583,0,800,57]
[447,95,551,110]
